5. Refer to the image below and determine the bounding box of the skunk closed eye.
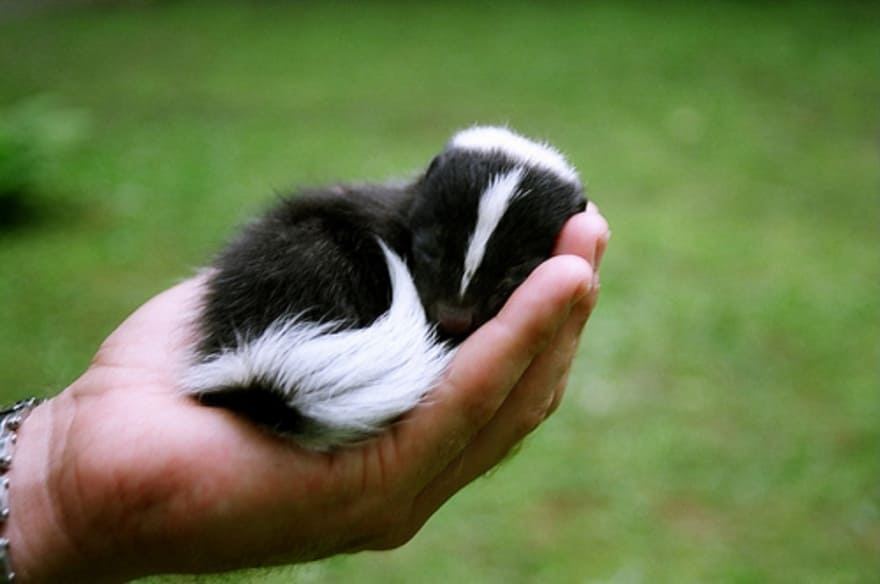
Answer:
[184,126,587,450]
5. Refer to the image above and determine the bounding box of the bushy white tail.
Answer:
[184,242,454,449]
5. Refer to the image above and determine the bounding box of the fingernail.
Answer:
[572,268,595,304]
[595,233,609,268]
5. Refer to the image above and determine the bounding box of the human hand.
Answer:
[7,204,609,583]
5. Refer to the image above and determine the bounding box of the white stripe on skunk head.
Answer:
[449,125,580,185]
[459,166,526,297]
[409,126,586,340]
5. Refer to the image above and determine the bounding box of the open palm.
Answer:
[13,207,608,583]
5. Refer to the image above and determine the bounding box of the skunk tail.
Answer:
[183,242,454,450]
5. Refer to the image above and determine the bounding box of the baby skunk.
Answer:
[184,126,586,450]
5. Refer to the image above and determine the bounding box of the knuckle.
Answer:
[545,396,562,417]
[462,395,501,429]
[442,373,503,432]
[374,524,420,550]
[515,407,549,436]
[361,506,419,551]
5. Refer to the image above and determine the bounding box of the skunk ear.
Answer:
[424,152,446,178]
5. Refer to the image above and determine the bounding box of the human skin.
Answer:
[6,205,609,583]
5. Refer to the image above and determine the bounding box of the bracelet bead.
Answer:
[0,398,44,583]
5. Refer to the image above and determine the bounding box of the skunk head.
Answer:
[409,126,586,341]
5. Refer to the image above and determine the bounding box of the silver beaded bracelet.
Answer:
[0,398,44,583]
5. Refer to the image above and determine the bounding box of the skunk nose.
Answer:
[435,304,475,338]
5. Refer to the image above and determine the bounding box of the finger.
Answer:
[545,267,602,414]
[499,268,596,428]
[387,255,594,487]
[410,260,597,520]
[555,204,610,271]
[586,202,611,269]
[544,289,597,416]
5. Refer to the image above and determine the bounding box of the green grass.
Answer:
[1,1,878,582]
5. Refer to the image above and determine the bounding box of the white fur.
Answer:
[449,126,579,185]
[459,167,525,297]
[184,242,454,450]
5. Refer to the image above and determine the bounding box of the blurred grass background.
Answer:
[1,1,877,582]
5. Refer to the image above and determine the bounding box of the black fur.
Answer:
[189,128,587,441]
[196,183,414,355]
[409,149,586,338]
[192,184,416,434]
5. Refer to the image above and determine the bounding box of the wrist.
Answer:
[5,395,88,583]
